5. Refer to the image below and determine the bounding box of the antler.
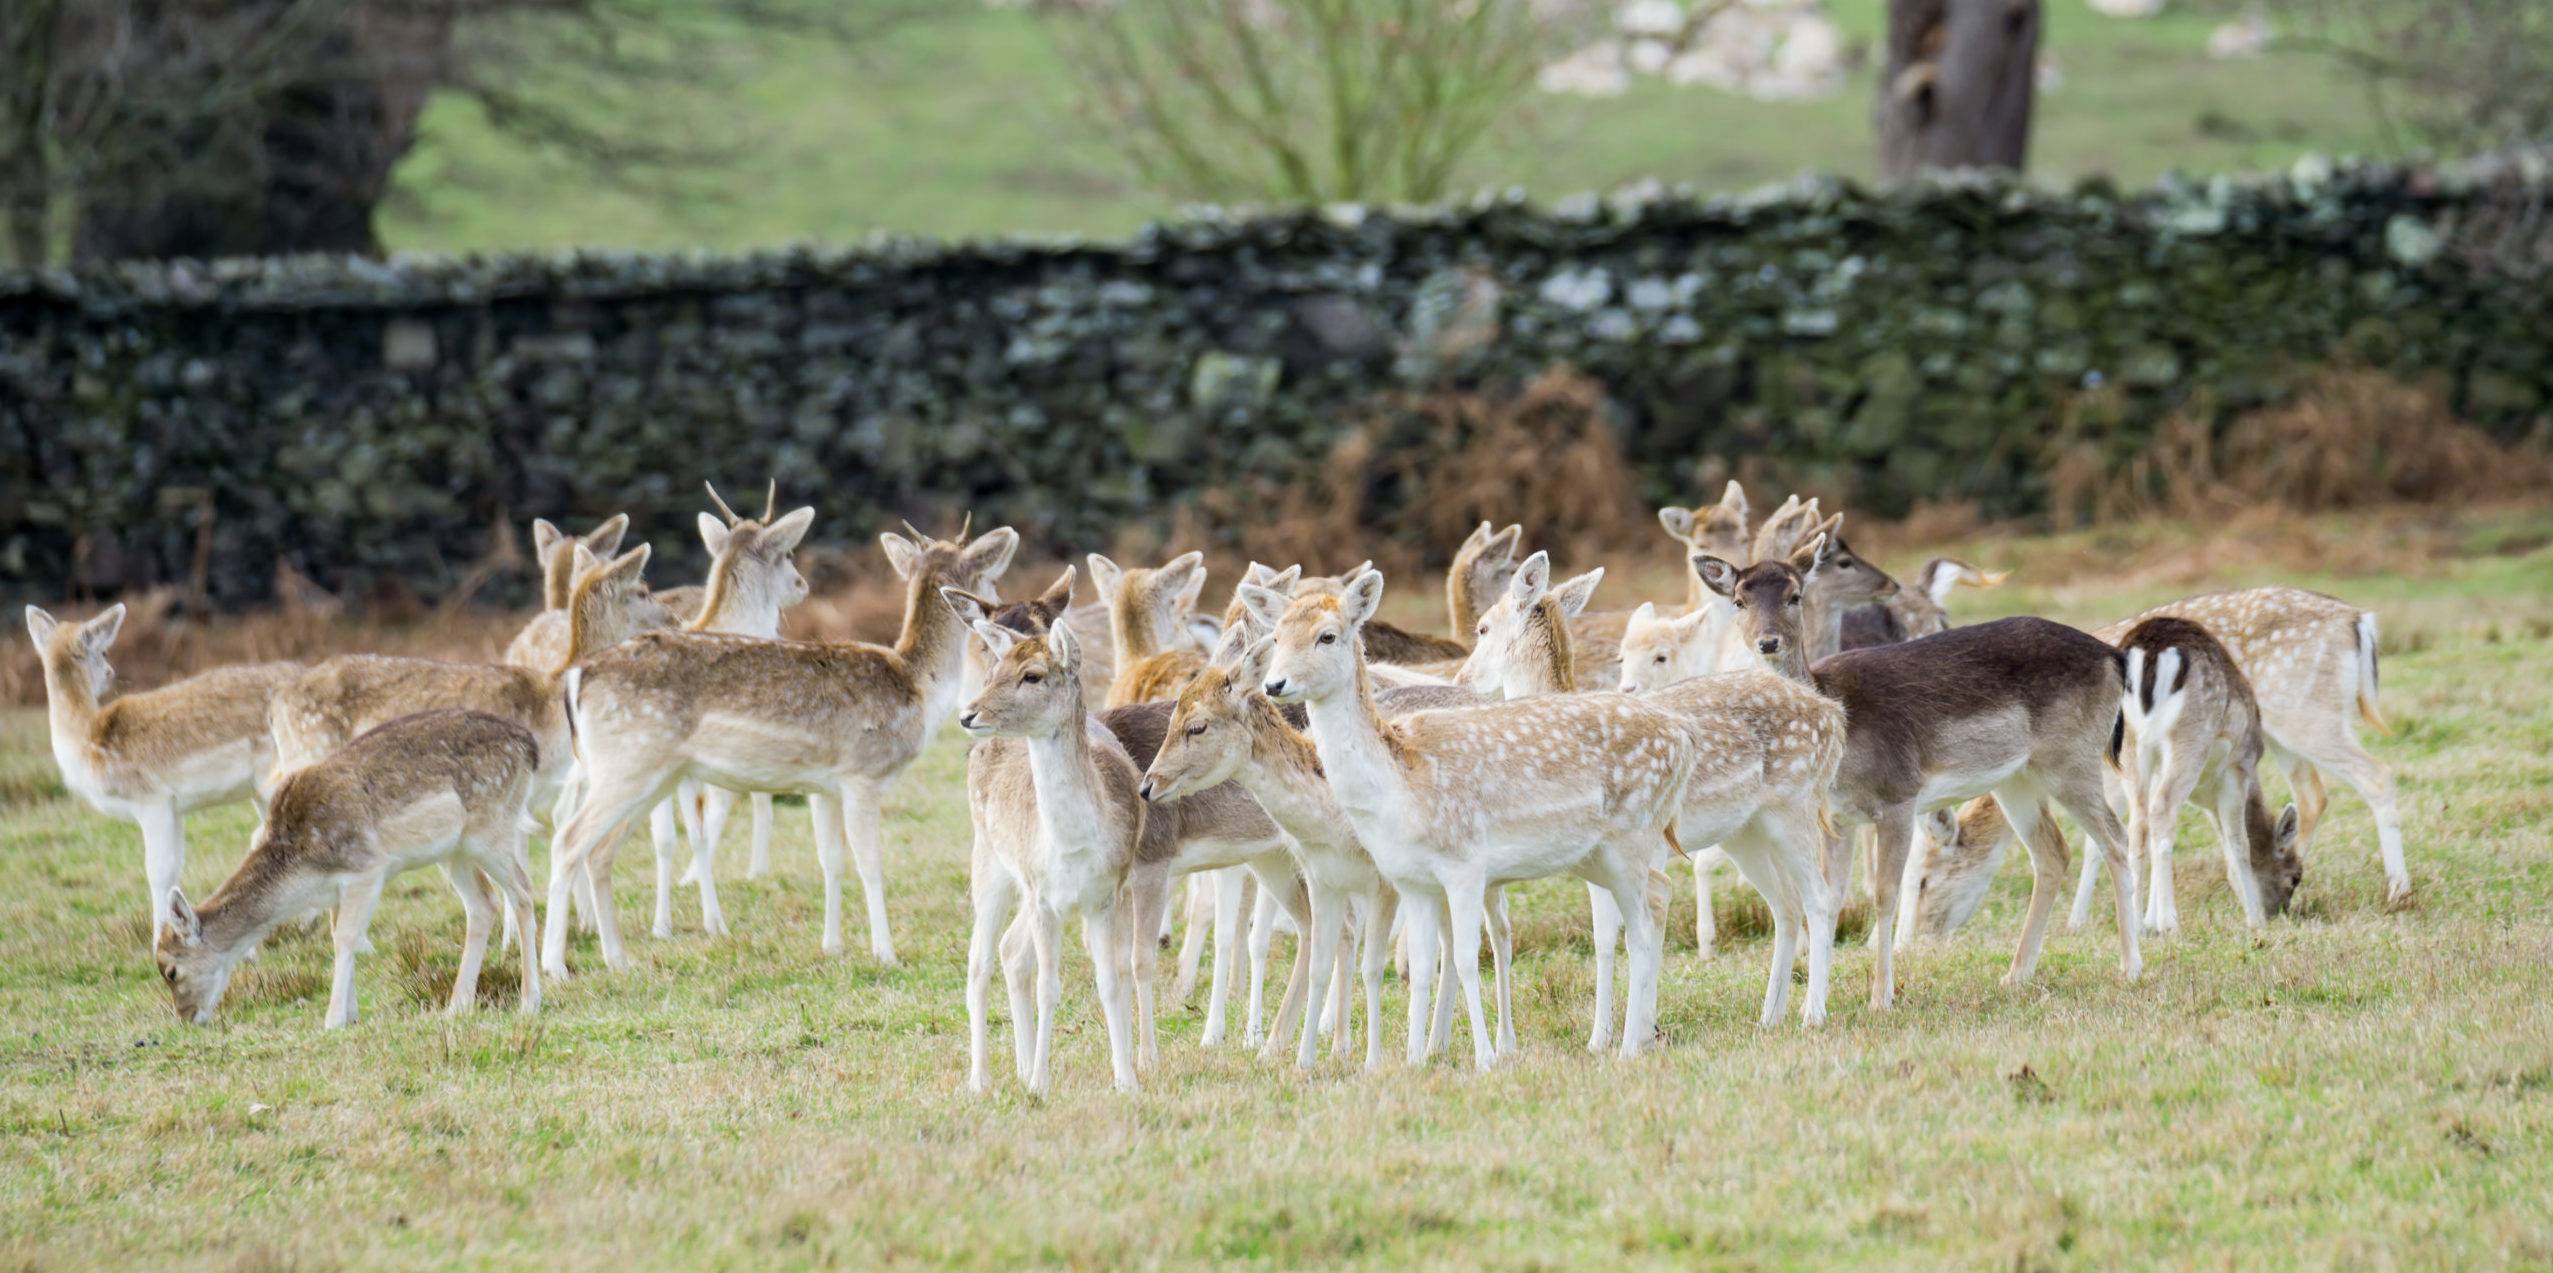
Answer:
[704,481,745,528]
[761,480,776,523]
[957,510,973,542]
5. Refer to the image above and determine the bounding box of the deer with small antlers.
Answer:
[156,709,543,1029]
[1256,570,1697,1067]
[26,604,301,939]
[1702,530,2144,1006]
[504,514,635,672]
[544,522,1017,977]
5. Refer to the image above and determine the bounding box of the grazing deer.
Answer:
[1704,534,2144,1006]
[502,514,633,670]
[155,709,543,1028]
[546,523,1017,976]
[2113,617,2304,931]
[26,604,300,939]
[1256,571,1696,1067]
[955,611,1163,1093]
[1908,587,2400,941]
[1091,551,1212,707]
[1840,558,2007,651]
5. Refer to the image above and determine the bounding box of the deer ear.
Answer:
[1209,621,1253,669]
[1657,506,1695,542]
[168,888,203,946]
[1921,808,1959,845]
[765,508,816,553]
[1508,552,1551,611]
[1047,617,1080,672]
[1694,555,1741,601]
[1341,570,1386,628]
[1459,522,1492,556]
[1242,562,1279,588]
[570,543,602,581]
[698,512,732,557]
[2275,803,2301,850]
[940,586,995,627]
[1628,600,1656,629]
[1232,635,1278,691]
[1267,565,1302,594]
[23,606,58,648]
[1036,565,1077,614]
[1718,479,1749,523]
[79,603,126,655]
[1162,552,1207,611]
[1552,568,1604,619]
[531,520,564,560]
[584,514,630,556]
[959,527,1018,581]
[879,532,921,579]
[608,544,651,584]
[1086,553,1124,600]
[970,619,1020,659]
[1490,526,1522,563]
[1234,584,1289,634]
[1791,533,1834,581]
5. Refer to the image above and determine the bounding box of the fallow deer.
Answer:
[1704,534,2144,1007]
[954,611,1164,1093]
[1838,557,2008,651]
[545,524,1017,976]
[2113,617,2304,930]
[1091,551,1212,707]
[156,709,543,1028]
[1466,553,1848,1033]
[26,604,300,939]
[1749,494,1826,563]
[1256,571,1697,1067]
[1656,480,1754,601]
[502,514,632,670]
[1906,586,2399,941]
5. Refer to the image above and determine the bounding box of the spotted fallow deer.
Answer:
[545,524,1017,977]
[954,610,1165,1094]
[949,574,1314,1057]
[504,514,635,672]
[156,709,543,1029]
[1704,534,2144,1007]
[1257,571,1697,1067]
[26,605,300,939]
[1906,586,2400,942]
[1465,553,1847,1032]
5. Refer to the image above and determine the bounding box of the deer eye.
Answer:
[1186,723,1207,737]
[1021,672,1043,685]
[1476,623,1489,637]
[1786,594,1802,607]
[1654,653,1668,663]
[1317,632,1337,645]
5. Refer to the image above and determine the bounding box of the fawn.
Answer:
[156,709,543,1028]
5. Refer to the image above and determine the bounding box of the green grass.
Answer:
[383,0,2403,253]
[3,513,2550,1268]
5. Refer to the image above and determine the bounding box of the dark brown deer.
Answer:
[1698,533,2144,1007]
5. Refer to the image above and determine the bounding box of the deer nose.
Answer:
[958,711,979,729]
[1757,637,1782,655]
[1263,678,1288,698]
[1137,779,1156,802]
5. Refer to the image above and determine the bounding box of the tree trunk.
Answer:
[1877,0,2041,180]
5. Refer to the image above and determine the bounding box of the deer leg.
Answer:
[1360,887,1395,1071]
[1243,871,1280,1050]
[446,861,497,1015]
[2208,771,2271,929]
[838,779,898,967]
[1443,871,1496,1071]
[1402,889,1441,1068]
[649,798,680,939]
[1125,861,1169,1072]
[2052,763,2142,982]
[1586,882,1622,1053]
[690,794,729,939]
[1084,902,1139,1094]
[1171,872,1215,1003]
[2316,739,2410,907]
[2140,744,2208,936]
[674,781,713,887]
[137,799,184,943]
[1026,903,1065,1096]
[2070,763,2134,930]
[1001,909,1036,1081]
[2268,743,2328,857]
[1719,825,1797,1028]
[486,833,542,1016]
[1994,788,2070,986]
[1613,859,1666,1057]
[326,872,388,1029]
[965,855,1019,1094]
[1692,847,1722,958]
[1201,867,1245,1047]
[1867,804,1916,1009]
[749,792,775,878]
[1256,865,1314,1064]
[809,791,849,957]
[584,820,636,973]
[1488,885,1517,1057]
[1297,882,1343,1070]
[544,775,659,982]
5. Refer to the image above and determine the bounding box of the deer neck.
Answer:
[685,552,776,637]
[1296,653,1409,821]
[1022,685,1113,855]
[1109,593,1163,669]
[196,854,336,961]
[1801,591,1847,668]
[1447,569,1479,638]
[1526,601,1574,697]
[38,660,102,745]
[1236,699,1338,837]
[892,568,969,723]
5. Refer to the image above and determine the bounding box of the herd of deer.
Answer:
[22,481,2409,1093]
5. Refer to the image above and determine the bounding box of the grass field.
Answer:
[383,0,2401,253]
[3,506,2550,1268]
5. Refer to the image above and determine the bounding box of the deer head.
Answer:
[1140,626,1275,804]
[1457,550,1601,700]
[1616,600,1723,693]
[1259,569,1385,704]
[955,612,1085,740]
[25,603,126,703]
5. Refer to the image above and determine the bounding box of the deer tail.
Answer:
[2355,611,2391,736]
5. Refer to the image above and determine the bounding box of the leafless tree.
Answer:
[1875,0,2040,179]
[2279,0,2553,154]
[1046,0,1591,208]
